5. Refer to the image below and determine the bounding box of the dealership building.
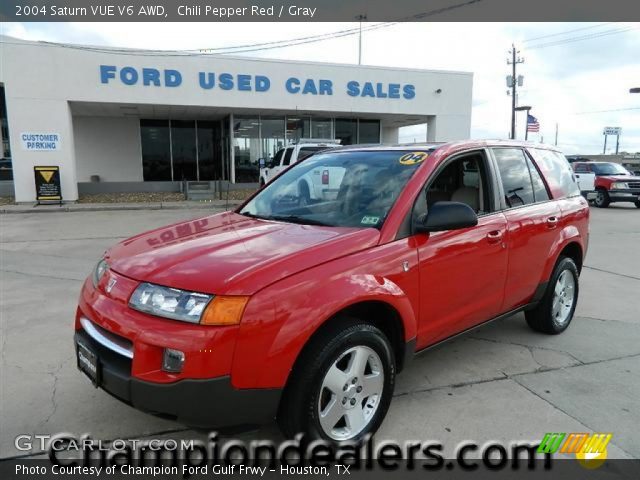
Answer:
[0,35,473,202]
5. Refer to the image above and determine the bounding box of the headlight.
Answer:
[129,282,250,325]
[129,283,213,324]
[611,182,628,189]
[93,259,109,287]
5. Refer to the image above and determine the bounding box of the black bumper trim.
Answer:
[74,330,281,428]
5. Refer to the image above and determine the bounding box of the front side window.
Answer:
[424,152,492,215]
[240,150,424,229]
[493,148,535,207]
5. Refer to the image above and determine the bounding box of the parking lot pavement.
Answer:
[1,205,639,459]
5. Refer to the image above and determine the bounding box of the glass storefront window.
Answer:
[198,121,222,181]
[312,117,333,139]
[171,120,197,181]
[286,116,310,142]
[359,119,381,144]
[141,119,172,181]
[260,116,285,165]
[0,85,13,181]
[233,116,261,183]
[335,118,358,146]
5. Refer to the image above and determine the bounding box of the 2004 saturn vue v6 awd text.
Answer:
[75,140,589,442]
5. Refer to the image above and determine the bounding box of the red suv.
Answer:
[75,141,589,442]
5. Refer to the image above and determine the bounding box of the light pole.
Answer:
[515,105,531,140]
[356,14,367,65]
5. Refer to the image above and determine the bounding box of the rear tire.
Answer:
[277,318,395,443]
[525,256,579,335]
[635,200,640,209]
[594,189,610,208]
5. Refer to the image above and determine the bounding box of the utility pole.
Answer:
[356,14,367,65]
[554,123,558,146]
[507,45,524,139]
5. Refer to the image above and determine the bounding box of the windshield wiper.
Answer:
[265,215,333,227]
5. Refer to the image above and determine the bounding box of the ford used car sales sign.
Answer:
[99,65,417,100]
[21,133,61,151]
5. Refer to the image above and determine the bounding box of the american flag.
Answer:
[527,114,540,132]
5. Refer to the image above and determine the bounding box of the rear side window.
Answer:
[282,148,294,166]
[493,148,535,207]
[574,163,589,173]
[527,156,550,202]
[528,148,580,198]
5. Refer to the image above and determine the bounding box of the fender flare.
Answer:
[231,274,417,389]
[541,224,584,282]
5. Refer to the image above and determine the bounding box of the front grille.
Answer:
[80,317,134,359]
[627,181,640,189]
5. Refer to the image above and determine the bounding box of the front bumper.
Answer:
[75,328,281,428]
[608,188,640,202]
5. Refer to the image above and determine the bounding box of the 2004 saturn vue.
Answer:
[75,140,589,442]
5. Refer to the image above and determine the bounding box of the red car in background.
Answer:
[573,161,640,208]
[75,140,589,443]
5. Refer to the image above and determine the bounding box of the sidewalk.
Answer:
[0,200,243,214]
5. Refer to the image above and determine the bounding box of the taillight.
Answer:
[322,170,329,185]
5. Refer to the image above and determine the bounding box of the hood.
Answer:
[600,174,640,182]
[106,212,379,295]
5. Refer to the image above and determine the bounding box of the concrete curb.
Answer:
[0,201,243,214]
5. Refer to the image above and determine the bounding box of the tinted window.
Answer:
[493,148,535,207]
[141,119,171,181]
[283,148,294,166]
[527,156,550,202]
[298,147,327,161]
[528,149,580,198]
[574,163,589,173]
[271,149,284,166]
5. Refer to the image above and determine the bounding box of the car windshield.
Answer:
[240,150,427,229]
[591,163,630,175]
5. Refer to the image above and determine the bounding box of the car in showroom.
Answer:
[572,161,640,208]
[75,140,589,443]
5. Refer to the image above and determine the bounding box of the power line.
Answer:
[522,23,612,43]
[575,107,640,115]
[527,26,639,50]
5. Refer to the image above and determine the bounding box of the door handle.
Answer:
[486,230,503,244]
[546,216,559,228]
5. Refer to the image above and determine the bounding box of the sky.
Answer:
[2,21,639,154]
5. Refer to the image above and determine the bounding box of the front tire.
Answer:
[594,189,610,208]
[525,256,579,334]
[277,319,395,442]
[635,200,640,209]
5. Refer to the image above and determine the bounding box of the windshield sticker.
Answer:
[399,152,428,165]
[361,215,380,225]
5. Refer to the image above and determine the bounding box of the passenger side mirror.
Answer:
[258,158,266,169]
[414,201,478,233]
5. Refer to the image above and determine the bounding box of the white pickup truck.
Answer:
[259,139,342,203]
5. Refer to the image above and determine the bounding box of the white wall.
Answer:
[2,35,473,201]
[74,117,142,182]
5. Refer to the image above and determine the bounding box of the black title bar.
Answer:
[2,0,640,22]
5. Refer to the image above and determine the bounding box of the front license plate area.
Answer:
[76,340,101,386]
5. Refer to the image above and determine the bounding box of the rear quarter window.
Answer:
[527,148,580,199]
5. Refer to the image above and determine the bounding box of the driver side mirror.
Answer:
[414,201,478,233]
